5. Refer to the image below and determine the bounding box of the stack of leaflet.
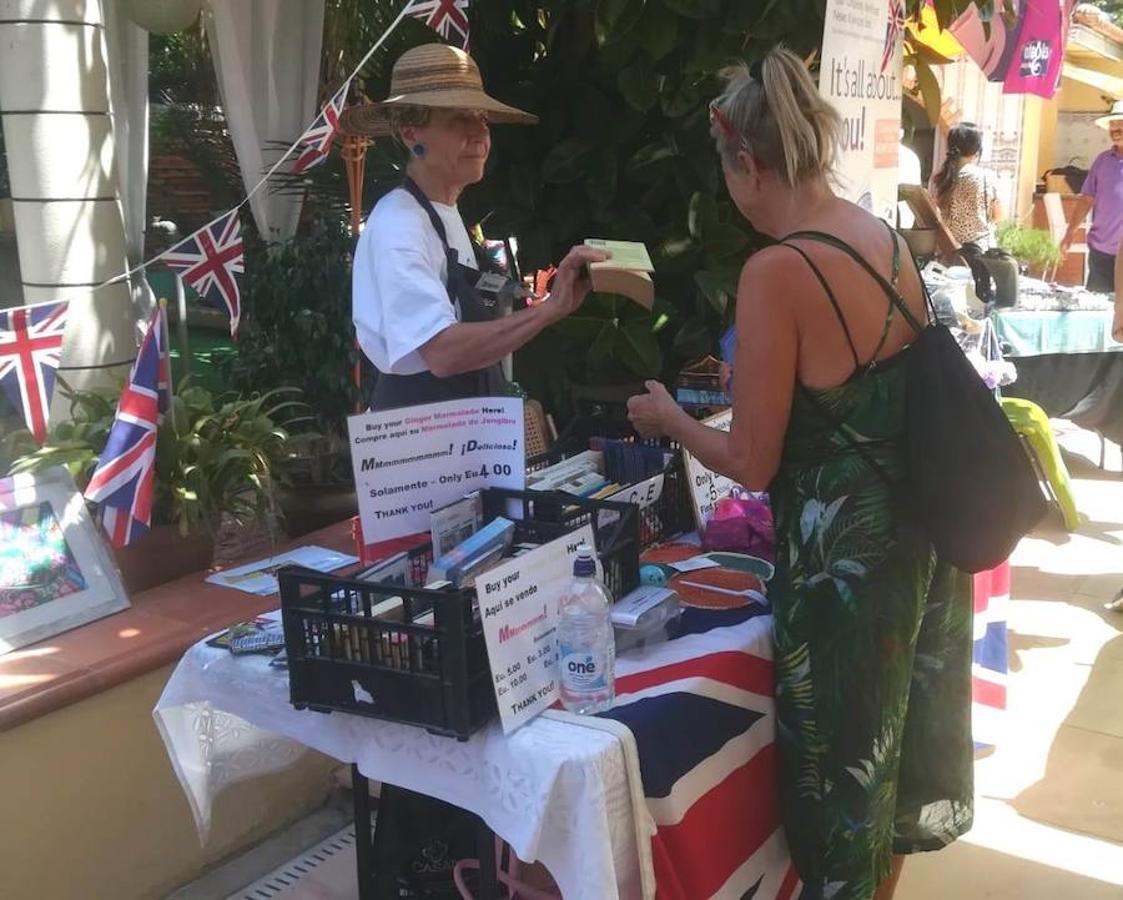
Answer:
[526,450,609,497]
[428,516,517,587]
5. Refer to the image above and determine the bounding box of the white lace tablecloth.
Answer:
[155,610,656,899]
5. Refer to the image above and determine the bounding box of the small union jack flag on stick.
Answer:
[163,210,245,338]
[293,84,349,175]
[84,306,167,548]
[407,0,470,49]
[0,300,69,443]
[881,0,906,74]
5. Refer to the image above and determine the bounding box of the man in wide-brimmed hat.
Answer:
[1060,99,1123,293]
[346,43,608,411]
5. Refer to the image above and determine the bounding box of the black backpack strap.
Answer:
[783,224,931,335]
[779,243,862,372]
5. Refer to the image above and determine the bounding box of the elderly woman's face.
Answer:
[414,108,491,186]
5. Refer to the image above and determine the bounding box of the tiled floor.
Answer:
[898,428,1123,898]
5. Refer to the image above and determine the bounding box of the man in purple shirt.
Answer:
[1062,101,1123,293]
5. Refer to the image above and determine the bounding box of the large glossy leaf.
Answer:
[688,191,718,240]
[594,0,647,44]
[703,223,750,261]
[627,139,677,180]
[694,263,742,315]
[541,137,595,183]
[663,0,721,20]
[915,59,942,127]
[638,3,678,61]
[617,319,664,377]
[673,315,718,360]
[661,76,702,118]
[618,57,661,112]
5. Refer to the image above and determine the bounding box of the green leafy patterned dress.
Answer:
[768,236,974,899]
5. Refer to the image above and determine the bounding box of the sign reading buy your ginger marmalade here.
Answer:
[348,397,525,545]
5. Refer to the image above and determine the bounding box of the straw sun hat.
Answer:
[1095,99,1123,129]
[341,43,537,137]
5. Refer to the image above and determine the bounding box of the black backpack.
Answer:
[784,227,1048,573]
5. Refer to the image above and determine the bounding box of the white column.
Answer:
[0,0,136,403]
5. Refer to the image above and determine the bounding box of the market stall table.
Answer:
[154,603,794,899]
[991,287,1123,446]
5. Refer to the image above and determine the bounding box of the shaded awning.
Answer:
[1061,61,1123,98]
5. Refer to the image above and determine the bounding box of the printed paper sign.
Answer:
[819,0,903,223]
[348,398,525,545]
[477,523,597,734]
[598,472,665,528]
[681,408,735,529]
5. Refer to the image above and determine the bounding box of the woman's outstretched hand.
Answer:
[627,380,680,439]
[540,245,611,321]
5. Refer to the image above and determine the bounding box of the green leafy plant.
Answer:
[221,215,362,438]
[7,382,310,537]
[996,222,1063,271]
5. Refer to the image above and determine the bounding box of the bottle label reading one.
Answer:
[559,645,607,694]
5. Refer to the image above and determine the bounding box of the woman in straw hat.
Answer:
[1059,99,1123,293]
[346,43,608,410]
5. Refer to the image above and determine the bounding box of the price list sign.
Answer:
[681,408,734,528]
[347,397,524,545]
[477,524,597,734]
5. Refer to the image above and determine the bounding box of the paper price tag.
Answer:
[681,409,735,529]
[477,524,597,734]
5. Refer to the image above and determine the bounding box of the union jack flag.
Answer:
[972,561,1009,750]
[0,300,69,443]
[881,0,906,73]
[293,84,348,175]
[602,606,803,899]
[84,307,166,548]
[163,210,244,337]
[407,0,470,49]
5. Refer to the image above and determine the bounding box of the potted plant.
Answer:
[7,382,308,592]
[996,222,1063,278]
[219,215,361,534]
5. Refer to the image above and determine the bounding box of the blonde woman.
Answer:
[628,47,973,899]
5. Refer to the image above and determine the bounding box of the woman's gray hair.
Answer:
[389,104,432,146]
[711,47,842,187]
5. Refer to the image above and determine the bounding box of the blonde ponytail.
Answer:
[712,46,842,187]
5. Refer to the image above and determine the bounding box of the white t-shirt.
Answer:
[352,187,478,375]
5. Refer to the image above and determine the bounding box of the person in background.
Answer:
[627,47,973,900]
[898,130,922,229]
[1060,100,1123,293]
[931,122,1004,250]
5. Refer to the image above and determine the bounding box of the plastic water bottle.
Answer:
[557,544,615,715]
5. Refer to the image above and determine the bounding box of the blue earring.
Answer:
[412,143,426,157]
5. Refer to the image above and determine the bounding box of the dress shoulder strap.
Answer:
[779,242,862,371]
[782,222,928,334]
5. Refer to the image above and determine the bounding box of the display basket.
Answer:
[527,416,694,547]
[281,488,639,740]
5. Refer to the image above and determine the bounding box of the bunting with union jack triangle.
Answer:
[881,0,905,74]
[0,300,69,444]
[84,306,168,548]
[163,210,244,338]
[407,0,470,49]
[293,83,349,174]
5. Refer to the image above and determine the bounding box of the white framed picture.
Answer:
[0,466,130,654]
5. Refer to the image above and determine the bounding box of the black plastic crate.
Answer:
[280,488,640,740]
[527,417,694,548]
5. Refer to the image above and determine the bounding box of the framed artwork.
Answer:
[0,466,130,654]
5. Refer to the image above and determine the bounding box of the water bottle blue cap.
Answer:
[573,544,596,576]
